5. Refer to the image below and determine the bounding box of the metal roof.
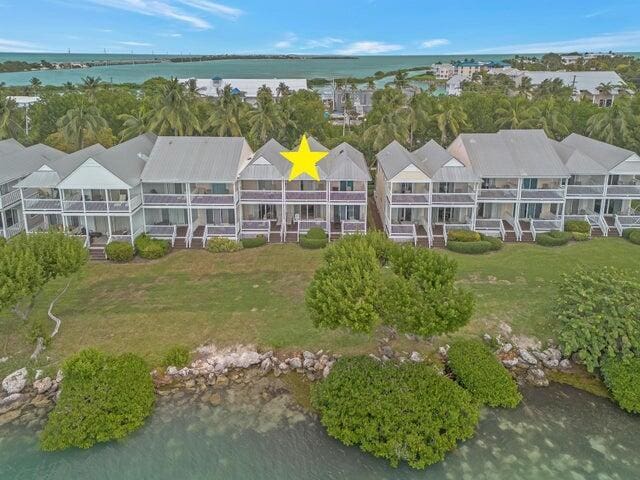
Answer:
[561,133,636,171]
[455,130,570,178]
[91,133,156,186]
[0,138,25,157]
[524,71,625,95]
[0,144,65,185]
[179,78,308,98]
[413,140,479,183]
[142,136,251,183]
[240,139,289,180]
[376,141,431,179]
[323,142,371,181]
[550,140,608,175]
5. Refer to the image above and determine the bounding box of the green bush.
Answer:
[311,356,479,469]
[480,234,504,251]
[564,220,591,234]
[447,340,522,408]
[629,230,640,245]
[40,349,155,451]
[105,241,134,262]
[241,235,267,249]
[207,237,243,253]
[300,236,328,249]
[571,232,590,242]
[601,357,640,414]
[305,227,327,240]
[134,234,170,259]
[556,267,640,372]
[447,240,494,254]
[535,230,572,247]
[162,345,191,368]
[447,229,481,242]
[622,228,640,240]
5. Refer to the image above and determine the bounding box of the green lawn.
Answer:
[1,238,638,376]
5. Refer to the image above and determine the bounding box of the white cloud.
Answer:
[0,38,43,52]
[337,41,402,55]
[472,31,640,54]
[274,33,298,49]
[421,38,450,48]
[303,37,343,49]
[118,41,154,46]
[89,0,211,29]
[177,0,243,19]
[158,32,183,37]
[584,10,609,19]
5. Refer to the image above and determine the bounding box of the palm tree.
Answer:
[56,99,108,150]
[587,98,636,147]
[517,76,534,97]
[205,84,245,137]
[536,98,570,139]
[29,77,42,95]
[118,109,153,141]
[247,87,284,145]
[185,78,204,97]
[82,76,103,102]
[63,82,76,92]
[366,79,376,90]
[363,108,412,151]
[596,82,613,96]
[276,82,291,99]
[0,97,23,139]
[149,77,201,136]
[393,71,409,90]
[494,97,540,129]
[432,100,468,144]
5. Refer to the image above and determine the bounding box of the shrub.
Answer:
[447,340,522,408]
[241,235,267,249]
[40,349,155,451]
[207,237,243,253]
[564,220,591,234]
[447,240,494,254]
[134,234,170,259]
[622,228,640,240]
[105,241,134,262]
[601,357,640,414]
[162,345,191,368]
[300,236,328,249]
[480,234,504,251]
[629,230,640,245]
[556,267,640,372]
[447,229,481,242]
[571,232,590,242]
[311,356,479,469]
[535,230,572,247]
[305,227,327,240]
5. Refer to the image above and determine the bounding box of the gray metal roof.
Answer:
[455,130,570,178]
[376,141,430,179]
[550,140,608,175]
[0,138,25,156]
[0,144,66,185]
[323,142,371,181]
[142,136,250,183]
[92,133,156,186]
[240,139,290,180]
[561,133,635,171]
[413,140,479,183]
[524,71,625,95]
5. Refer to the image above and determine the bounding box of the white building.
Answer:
[431,63,455,80]
[179,78,308,105]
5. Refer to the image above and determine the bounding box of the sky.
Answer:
[2,0,640,55]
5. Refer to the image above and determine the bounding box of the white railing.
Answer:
[145,225,177,246]
[185,225,193,248]
[330,190,367,203]
[615,214,640,236]
[530,218,564,240]
[341,220,366,236]
[389,223,417,245]
[189,193,235,206]
[0,189,21,208]
[606,185,640,197]
[240,190,283,202]
[431,192,476,205]
[285,190,327,202]
[566,184,606,196]
[477,188,518,200]
[297,220,327,241]
[443,223,473,246]
[422,219,433,247]
[23,197,62,211]
[204,224,239,245]
[520,188,565,200]
[530,221,538,241]
[475,219,506,240]
[142,193,188,205]
[564,214,592,236]
[390,192,429,204]
[4,222,23,238]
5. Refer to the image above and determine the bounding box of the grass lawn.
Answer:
[1,238,639,377]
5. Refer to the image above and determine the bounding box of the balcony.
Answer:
[329,190,367,203]
[520,188,565,201]
[390,192,429,204]
[477,188,518,201]
[190,193,235,206]
[566,185,605,197]
[62,196,142,213]
[241,190,283,202]
[285,190,327,202]
[143,193,188,206]
[606,184,640,197]
[23,197,62,211]
[431,192,476,205]
[0,189,21,209]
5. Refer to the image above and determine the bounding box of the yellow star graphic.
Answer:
[280,134,328,181]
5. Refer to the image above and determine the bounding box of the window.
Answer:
[522,178,538,190]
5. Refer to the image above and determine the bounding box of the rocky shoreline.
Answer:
[0,325,580,431]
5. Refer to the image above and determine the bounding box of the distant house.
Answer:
[446,75,467,96]
[179,77,308,105]
[7,96,40,108]
[452,60,501,77]
[332,88,375,116]
[522,71,627,106]
[431,63,455,80]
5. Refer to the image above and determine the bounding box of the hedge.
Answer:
[105,241,134,262]
[306,227,327,240]
[629,230,640,245]
[447,229,481,242]
[481,234,504,251]
[134,234,170,259]
[300,237,328,249]
[447,340,522,408]
[572,232,590,242]
[535,230,572,247]
[447,240,494,254]
[622,228,640,240]
[241,235,267,248]
[312,356,479,469]
[601,357,640,414]
[564,220,591,234]
[207,237,243,253]
[40,349,155,451]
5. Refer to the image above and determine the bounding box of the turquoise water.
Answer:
[0,54,513,86]
[1,383,639,479]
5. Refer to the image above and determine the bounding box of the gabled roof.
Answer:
[561,133,636,171]
[240,139,290,180]
[142,136,251,183]
[453,130,570,178]
[524,71,625,96]
[0,144,65,185]
[0,138,25,156]
[550,140,608,176]
[413,140,479,183]
[323,142,371,181]
[91,133,156,187]
[376,141,430,179]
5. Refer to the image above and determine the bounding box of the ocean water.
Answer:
[1,54,517,86]
[1,383,639,480]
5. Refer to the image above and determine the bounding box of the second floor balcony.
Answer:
[0,188,21,209]
[22,188,62,211]
[61,189,142,214]
[142,182,236,207]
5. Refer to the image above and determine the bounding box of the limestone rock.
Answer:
[500,343,513,354]
[502,358,519,368]
[33,377,53,394]
[2,368,28,394]
[288,357,302,370]
[518,349,538,366]
[409,351,423,363]
[0,393,27,414]
[525,368,549,387]
[559,359,572,370]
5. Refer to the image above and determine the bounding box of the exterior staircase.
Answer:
[89,246,106,261]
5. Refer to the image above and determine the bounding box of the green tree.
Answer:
[432,98,468,144]
[494,97,540,129]
[56,99,108,150]
[536,97,571,139]
[393,70,409,89]
[586,98,637,149]
[28,77,42,95]
[117,108,152,141]
[205,84,245,137]
[0,96,23,139]
[517,76,534,97]
[247,86,284,146]
[276,81,291,99]
[149,77,201,136]
[81,76,103,102]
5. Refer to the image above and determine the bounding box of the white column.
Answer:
[19,188,29,234]
[1,210,6,239]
